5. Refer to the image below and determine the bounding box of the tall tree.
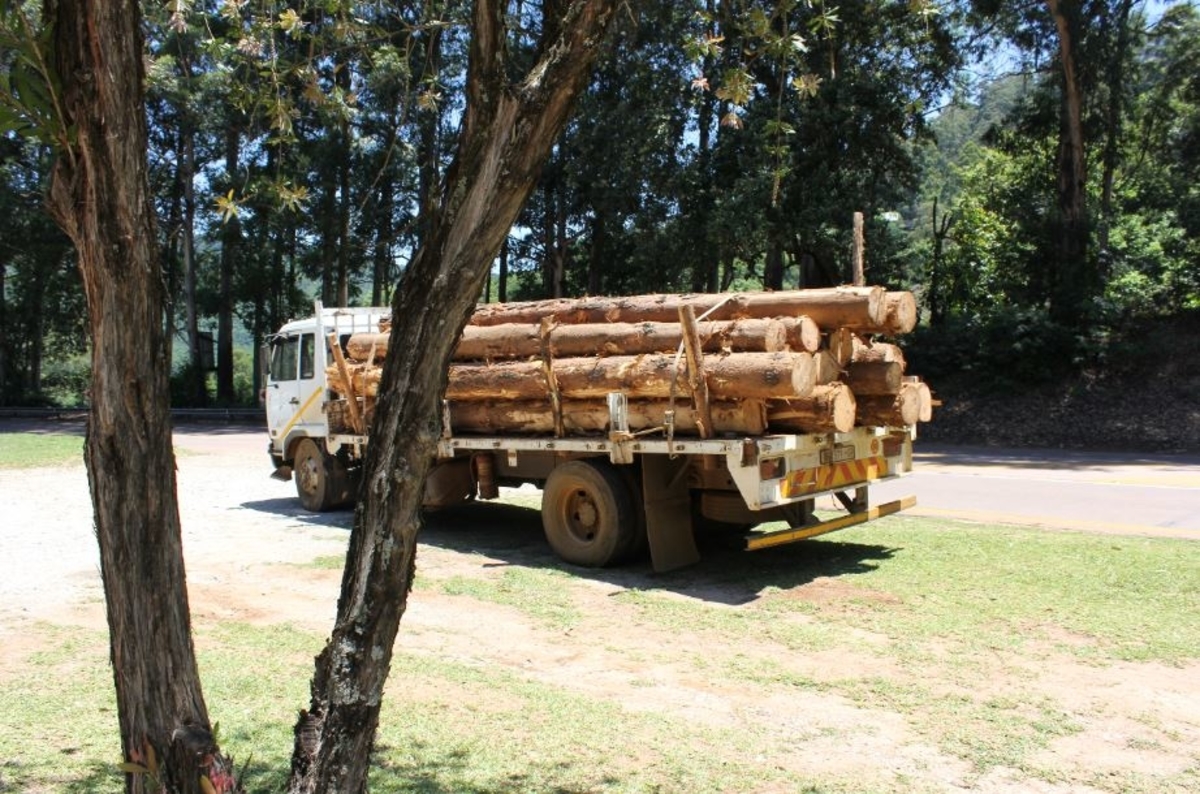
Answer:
[40,1,235,792]
[1046,0,1091,322]
[285,1,623,791]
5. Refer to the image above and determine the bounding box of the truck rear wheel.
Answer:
[294,438,349,512]
[542,460,637,567]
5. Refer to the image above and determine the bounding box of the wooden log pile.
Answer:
[325,286,934,438]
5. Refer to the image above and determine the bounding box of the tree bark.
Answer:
[286,3,623,792]
[43,2,229,792]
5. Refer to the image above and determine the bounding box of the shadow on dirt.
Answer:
[239,497,356,530]
[238,497,899,606]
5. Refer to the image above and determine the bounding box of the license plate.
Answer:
[820,444,856,465]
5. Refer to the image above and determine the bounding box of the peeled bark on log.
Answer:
[768,383,857,434]
[446,351,816,401]
[855,382,922,427]
[468,286,889,332]
[331,352,815,402]
[347,317,789,362]
[448,398,768,436]
[678,306,714,438]
[851,337,906,369]
[845,360,904,396]
[882,291,918,335]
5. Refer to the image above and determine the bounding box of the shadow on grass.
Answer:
[420,500,899,607]
[370,741,621,794]
[50,749,620,794]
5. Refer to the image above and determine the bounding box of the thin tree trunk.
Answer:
[336,51,353,307]
[286,2,621,791]
[1047,0,1092,323]
[1098,0,1134,275]
[43,2,231,793]
[182,121,205,404]
[217,122,240,404]
[498,237,510,302]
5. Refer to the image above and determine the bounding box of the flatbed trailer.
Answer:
[265,305,916,571]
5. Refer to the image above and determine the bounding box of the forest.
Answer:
[1,0,1198,416]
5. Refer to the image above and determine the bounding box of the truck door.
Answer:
[266,332,323,448]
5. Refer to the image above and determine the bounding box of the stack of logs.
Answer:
[326,286,933,439]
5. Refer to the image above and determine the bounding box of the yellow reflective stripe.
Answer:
[279,387,325,442]
[780,456,886,499]
[746,496,916,551]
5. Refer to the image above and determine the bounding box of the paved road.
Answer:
[872,443,1200,539]
[4,420,1198,539]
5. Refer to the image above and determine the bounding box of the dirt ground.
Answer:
[1,422,1197,793]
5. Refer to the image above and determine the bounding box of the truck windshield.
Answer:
[270,333,316,382]
[270,336,299,381]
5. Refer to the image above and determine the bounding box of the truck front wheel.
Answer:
[542,460,637,567]
[294,438,349,512]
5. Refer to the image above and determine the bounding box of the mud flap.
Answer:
[641,455,700,572]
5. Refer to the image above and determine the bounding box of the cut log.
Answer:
[778,315,821,353]
[768,383,857,434]
[347,317,790,362]
[814,350,843,385]
[881,291,918,335]
[827,328,856,368]
[855,382,922,427]
[851,337,907,369]
[327,334,364,434]
[468,287,890,332]
[904,376,934,422]
[845,360,904,396]
[448,398,768,436]
[445,351,817,402]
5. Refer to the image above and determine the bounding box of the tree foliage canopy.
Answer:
[1,1,1196,389]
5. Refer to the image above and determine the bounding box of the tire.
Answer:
[294,438,340,512]
[542,460,638,567]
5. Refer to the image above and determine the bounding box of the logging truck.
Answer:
[266,291,924,571]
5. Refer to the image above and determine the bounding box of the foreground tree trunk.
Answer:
[43,2,230,793]
[285,2,623,792]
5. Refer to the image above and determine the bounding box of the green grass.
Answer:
[434,567,583,630]
[2,511,1197,793]
[0,433,84,469]
[0,621,877,794]
[804,517,1200,663]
